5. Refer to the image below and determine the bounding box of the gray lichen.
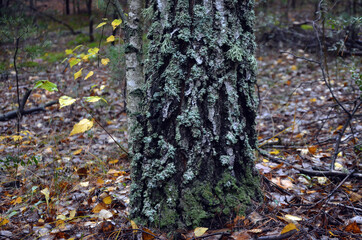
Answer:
[130,0,262,231]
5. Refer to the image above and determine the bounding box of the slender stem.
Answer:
[14,37,20,133]
[80,104,128,155]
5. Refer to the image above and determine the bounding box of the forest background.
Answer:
[0,0,361,239]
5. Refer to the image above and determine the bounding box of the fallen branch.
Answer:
[0,100,57,122]
[257,229,298,240]
[258,149,362,179]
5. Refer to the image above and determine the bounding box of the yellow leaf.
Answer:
[262,158,269,163]
[74,68,83,80]
[69,210,76,219]
[84,71,94,80]
[103,196,112,205]
[335,125,343,131]
[73,148,82,155]
[13,196,22,205]
[111,19,122,30]
[130,220,138,233]
[88,47,99,55]
[108,159,119,164]
[96,22,107,29]
[310,98,317,103]
[291,65,297,71]
[101,58,110,65]
[269,149,280,155]
[285,215,302,222]
[56,214,67,220]
[106,35,115,42]
[82,54,89,61]
[96,178,105,186]
[194,227,208,237]
[59,96,77,109]
[70,119,93,136]
[41,188,50,206]
[69,58,81,68]
[281,223,298,234]
[0,218,9,227]
[65,49,73,55]
[334,162,343,170]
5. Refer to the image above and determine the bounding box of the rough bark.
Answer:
[130,0,262,231]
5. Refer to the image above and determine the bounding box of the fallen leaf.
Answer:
[231,231,251,240]
[285,215,302,222]
[73,148,82,155]
[98,209,113,219]
[41,188,50,207]
[103,196,112,205]
[92,203,107,213]
[130,220,138,233]
[79,181,89,187]
[13,196,22,205]
[0,218,9,227]
[194,227,208,237]
[269,149,280,155]
[142,227,157,240]
[281,223,298,234]
[345,221,361,233]
[308,146,317,155]
[349,192,362,202]
[96,178,104,186]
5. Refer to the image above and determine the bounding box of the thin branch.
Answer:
[330,100,361,169]
[14,37,21,133]
[257,229,298,240]
[80,104,128,155]
[313,169,356,207]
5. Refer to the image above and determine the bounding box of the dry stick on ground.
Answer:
[258,149,362,179]
[0,100,58,122]
[256,229,298,240]
[312,169,356,207]
[0,87,58,122]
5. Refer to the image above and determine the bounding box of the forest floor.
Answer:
[0,11,361,240]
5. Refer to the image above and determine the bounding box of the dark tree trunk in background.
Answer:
[86,0,94,42]
[76,0,80,14]
[130,0,262,231]
[65,0,70,15]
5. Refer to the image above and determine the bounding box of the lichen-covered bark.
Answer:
[130,0,262,230]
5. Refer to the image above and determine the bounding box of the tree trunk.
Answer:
[65,0,70,15]
[126,0,143,142]
[129,0,262,231]
[86,0,94,42]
